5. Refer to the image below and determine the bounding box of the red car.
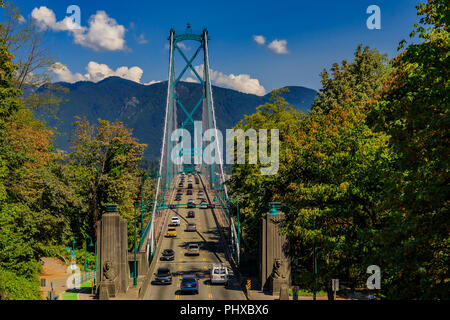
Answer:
[187,211,195,218]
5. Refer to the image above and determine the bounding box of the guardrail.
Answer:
[79,271,96,284]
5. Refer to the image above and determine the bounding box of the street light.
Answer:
[84,236,94,272]
[140,175,149,236]
[71,235,76,267]
[228,198,240,263]
[72,235,76,255]
[133,202,138,286]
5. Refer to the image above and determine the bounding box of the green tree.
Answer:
[275,102,392,299]
[228,89,304,253]
[0,30,57,300]
[68,117,147,244]
[370,0,449,299]
[311,44,391,114]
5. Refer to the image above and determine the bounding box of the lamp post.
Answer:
[229,198,240,246]
[140,175,148,236]
[228,198,240,263]
[72,235,76,255]
[133,202,138,286]
[313,219,317,301]
[84,236,94,272]
[94,241,97,272]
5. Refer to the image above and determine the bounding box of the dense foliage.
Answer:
[230,0,448,299]
[0,19,153,298]
[369,0,449,299]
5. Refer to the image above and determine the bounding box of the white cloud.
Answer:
[144,80,161,86]
[164,42,190,51]
[253,35,266,45]
[31,6,80,32]
[73,11,125,51]
[267,39,289,54]
[184,77,198,83]
[31,7,126,51]
[50,62,86,83]
[137,33,148,44]
[18,15,26,24]
[185,65,266,96]
[51,62,144,83]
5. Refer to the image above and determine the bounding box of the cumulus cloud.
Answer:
[253,35,266,45]
[144,80,162,86]
[73,11,125,51]
[253,34,290,54]
[32,6,77,31]
[267,39,289,54]
[185,65,266,96]
[32,6,126,51]
[51,62,143,83]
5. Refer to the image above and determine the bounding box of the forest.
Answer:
[228,0,448,300]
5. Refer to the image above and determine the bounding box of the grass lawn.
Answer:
[289,288,327,296]
[62,292,78,300]
[61,279,94,300]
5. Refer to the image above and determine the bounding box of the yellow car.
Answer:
[166,227,177,237]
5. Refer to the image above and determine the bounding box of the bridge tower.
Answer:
[147,25,235,259]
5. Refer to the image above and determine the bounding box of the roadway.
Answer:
[144,173,246,300]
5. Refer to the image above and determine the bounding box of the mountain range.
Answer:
[36,77,317,160]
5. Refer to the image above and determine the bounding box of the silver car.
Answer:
[186,222,197,232]
[186,243,200,256]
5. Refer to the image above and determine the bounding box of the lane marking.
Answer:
[208,293,213,299]
[176,295,180,300]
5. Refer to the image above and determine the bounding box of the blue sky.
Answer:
[11,0,420,94]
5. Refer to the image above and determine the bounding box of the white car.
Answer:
[210,265,229,285]
[170,216,180,226]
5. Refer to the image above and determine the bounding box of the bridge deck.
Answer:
[144,174,245,300]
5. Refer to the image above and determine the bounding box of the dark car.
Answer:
[160,249,175,261]
[180,275,199,294]
[187,189,193,195]
[187,184,193,189]
[154,267,172,285]
[187,211,195,218]
[187,202,195,208]
[175,196,182,201]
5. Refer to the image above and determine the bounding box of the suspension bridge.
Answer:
[134,25,244,300]
[91,25,288,301]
